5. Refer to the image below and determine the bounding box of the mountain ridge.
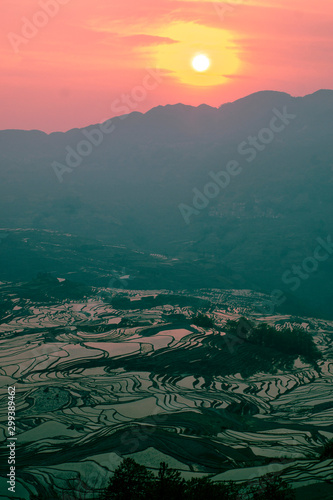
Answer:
[1,89,333,319]
[1,89,333,137]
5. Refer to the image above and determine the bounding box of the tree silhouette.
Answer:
[320,440,333,460]
[31,459,297,500]
[101,458,154,500]
[250,474,295,500]
[149,462,185,499]
[193,313,215,328]
[185,476,238,499]
[100,459,251,499]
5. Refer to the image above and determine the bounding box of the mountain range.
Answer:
[1,89,333,318]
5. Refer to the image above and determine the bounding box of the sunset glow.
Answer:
[1,0,333,131]
[153,22,240,87]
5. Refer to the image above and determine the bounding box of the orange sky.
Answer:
[1,0,332,132]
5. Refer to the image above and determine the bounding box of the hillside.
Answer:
[0,283,332,498]
[1,90,333,318]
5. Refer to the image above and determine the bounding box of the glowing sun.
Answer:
[152,22,240,86]
[192,54,210,72]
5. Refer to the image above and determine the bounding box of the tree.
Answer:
[193,313,214,328]
[185,476,238,499]
[101,458,154,500]
[100,459,243,499]
[250,474,295,500]
[320,440,333,460]
[149,462,185,500]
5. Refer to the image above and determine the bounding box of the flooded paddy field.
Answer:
[0,281,333,498]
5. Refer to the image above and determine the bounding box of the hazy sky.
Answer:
[1,0,332,132]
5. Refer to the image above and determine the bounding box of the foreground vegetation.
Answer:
[30,458,296,499]
[224,317,322,366]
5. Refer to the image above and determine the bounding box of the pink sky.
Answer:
[1,0,332,132]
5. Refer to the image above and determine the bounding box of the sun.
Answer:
[151,22,241,87]
[192,54,210,72]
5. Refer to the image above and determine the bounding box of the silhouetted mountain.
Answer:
[1,90,333,318]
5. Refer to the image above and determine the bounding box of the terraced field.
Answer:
[0,282,332,499]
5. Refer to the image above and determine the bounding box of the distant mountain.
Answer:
[1,90,333,318]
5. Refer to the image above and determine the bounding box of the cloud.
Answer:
[1,0,333,132]
[120,34,178,46]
